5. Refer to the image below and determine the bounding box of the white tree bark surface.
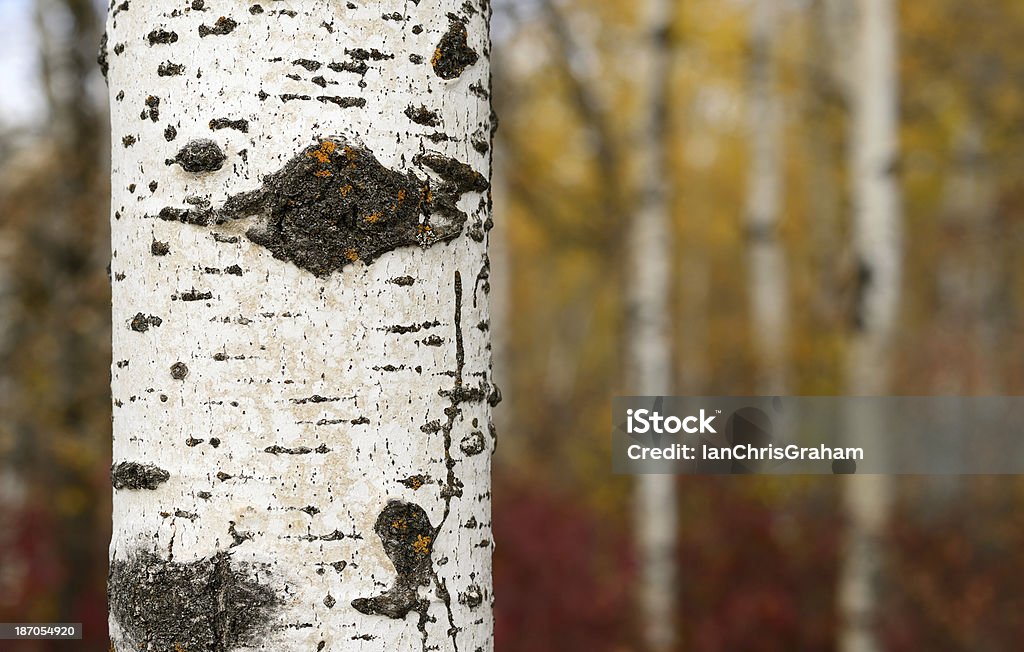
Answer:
[839,1,902,651]
[106,3,494,651]
[745,0,789,396]
[629,1,676,651]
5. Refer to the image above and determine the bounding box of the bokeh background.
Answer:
[2,0,1024,650]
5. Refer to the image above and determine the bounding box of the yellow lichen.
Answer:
[314,170,332,178]
[413,534,432,555]
[364,212,383,224]
[431,48,443,68]
[392,518,408,530]
[306,140,336,164]
[340,184,353,197]
[344,248,359,262]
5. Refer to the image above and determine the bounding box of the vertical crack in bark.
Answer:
[353,272,476,650]
[454,270,465,387]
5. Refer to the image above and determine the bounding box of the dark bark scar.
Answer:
[156,138,487,277]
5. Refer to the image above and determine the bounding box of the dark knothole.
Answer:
[431,19,478,80]
[111,462,170,490]
[170,139,227,173]
[351,501,436,622]
[203,139,485,276]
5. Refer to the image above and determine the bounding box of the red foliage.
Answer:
[494,474,637,652]
[675,478,841,652]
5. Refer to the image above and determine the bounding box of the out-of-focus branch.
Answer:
[539,0,625,236]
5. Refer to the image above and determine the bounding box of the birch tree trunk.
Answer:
[936,114,1001,393]
[629,1,676,650]
[745,0,789,395]
[838,1,902,650]
[105,3,494,651]
[804,0,844,325]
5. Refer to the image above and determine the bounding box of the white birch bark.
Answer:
[926,114,1001,502]
[937,115,1000,393]
[629,1,676,650]
[106,3,494,651]
[839,1,902,650]
[745,0,789,395]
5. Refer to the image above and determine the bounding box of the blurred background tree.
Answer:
[1,0,1024,650]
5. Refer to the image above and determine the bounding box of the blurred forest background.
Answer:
[2,0,1024,650]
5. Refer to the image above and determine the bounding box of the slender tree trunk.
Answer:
[745,0,789,395]
[629,1,677,650]
[106,3,494,651]
[804,0,844,326]
[936,114,1001,393]
[926,112,1003,504]
[838,1,902,651]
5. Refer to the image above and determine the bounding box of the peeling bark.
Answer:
[107,2,493,650]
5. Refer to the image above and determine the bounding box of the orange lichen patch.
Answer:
[174,644,187,652]
[406,476,424,490]
[397,188,407,203]
[306,140,336,164]
[344,248,359,262]
[431,47,443,68]
[339,184,353,197]
[417,224,433,234]
[364,212,383,224]
[413,534,432,555]
[314,169,332,178]
[392,518,408,530]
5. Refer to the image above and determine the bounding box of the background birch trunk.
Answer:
[106,2,494,650]
[838,1,902,650]
[936,114,1002,394]
[804,0,845,326]
[629,1,677,650]
[745,0,789,395]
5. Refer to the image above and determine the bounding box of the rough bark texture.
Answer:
[745,0,789,395]
[839,1,902,651]
[106,2,494,651]
[628,1,677,651]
